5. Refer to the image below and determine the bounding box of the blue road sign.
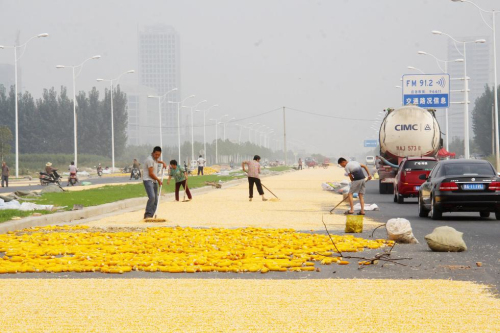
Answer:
[364,140,378,148]
[402,74,450,108]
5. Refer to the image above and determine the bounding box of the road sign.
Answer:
[402,74,450,108]
[364,140,378,148]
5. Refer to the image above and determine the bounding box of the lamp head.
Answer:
[417,51,427,55]
[455,58,464,62]
[147,95,156,98]
[432,30,443,35]
[96,79,104,82]
[92,55,101,59]
[168,101,175,104]
[0,46,5,49]
[172,88,178,91]
[475,39,486,43]
[407,66,416,69]
[56,65,65,69]
[127,70,135,73]
[37,33,49,38]
[451,0,464,2]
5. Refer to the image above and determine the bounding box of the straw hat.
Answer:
[46,162,52,167]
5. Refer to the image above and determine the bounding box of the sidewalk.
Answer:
[84,168,382,230]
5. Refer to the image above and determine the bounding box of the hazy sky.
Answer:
[1,0,499,157]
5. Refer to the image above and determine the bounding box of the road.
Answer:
[0,175,136,194]
[2,174,498,291]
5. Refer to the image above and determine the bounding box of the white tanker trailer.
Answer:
[377,105,442,194]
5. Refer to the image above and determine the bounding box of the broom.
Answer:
[261,183,279,201]
[145,168,167,222]
[181,176,190,202]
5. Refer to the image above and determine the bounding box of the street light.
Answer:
[407,66,425,74]
[209,114,228,164]
[221,117,236,141]
[418,51,465,151]
[96,70,135,172]
[0,33,49,178]
[195,104,218,161]
[182,99,207,163]
[56,54,101,167]
[451,0,500,169]
[432,30,486,158]
[148,88,177,152]
[247,123,260,144]
[169,95,195,163]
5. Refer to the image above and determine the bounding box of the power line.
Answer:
[285,107,378,122]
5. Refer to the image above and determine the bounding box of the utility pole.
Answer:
[493,103,496,156]
[283,106,287,165]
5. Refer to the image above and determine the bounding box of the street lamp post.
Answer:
[452,0,500,168]
[221,117,235,141]
[97,70,135,172]
[169,95,195,163]
[195,105,218,162]
[56,54,101,167]
[148,88,178,152]
[418,51,464,151]
[432,30,485,159]
[1,33,49,178]
[182,100,207,163]
[209,114,228,164]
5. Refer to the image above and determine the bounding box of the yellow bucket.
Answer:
[345,215,363,233]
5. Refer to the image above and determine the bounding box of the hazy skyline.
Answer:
[1,0,499,157]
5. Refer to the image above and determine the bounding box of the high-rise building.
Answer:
[445,36,492,143]
[138,25,181,139]
[0,64,15,91]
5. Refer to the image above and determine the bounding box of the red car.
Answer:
[393,156,438,204]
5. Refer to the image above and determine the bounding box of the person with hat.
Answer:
[45,162,60,181]
[242,155,268,202]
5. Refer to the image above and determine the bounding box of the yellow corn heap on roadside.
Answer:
[0,225,393,274]
[189,166,218,176]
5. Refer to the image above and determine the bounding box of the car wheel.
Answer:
[397,193,404,204]
[418,195,429,217]
[480,211,490,218]
[430,196,442,220]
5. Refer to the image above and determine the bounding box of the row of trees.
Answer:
[0,85,128,157]
[472,85,499,156]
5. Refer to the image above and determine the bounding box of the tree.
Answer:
[472,85,497,155]
[0,126,13,161]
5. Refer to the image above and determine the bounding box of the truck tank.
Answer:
[379,105,441,165]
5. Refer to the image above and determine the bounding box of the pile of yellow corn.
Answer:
[189,166,218,176]
[0,225,392,274]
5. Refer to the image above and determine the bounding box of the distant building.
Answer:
[0,64,15,92]
[138,25,181,139]
[445,36,492,142]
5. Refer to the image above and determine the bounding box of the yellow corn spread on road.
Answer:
[0,279,499,332]
[0,225,392,274]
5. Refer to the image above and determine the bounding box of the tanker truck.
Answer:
[376,105,442,194]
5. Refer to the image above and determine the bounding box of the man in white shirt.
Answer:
[143,146,167,219]
[197,155,206,176]
[67,161,78,186]
[338,157,372,215]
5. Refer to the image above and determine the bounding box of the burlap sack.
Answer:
[425,226,467,252]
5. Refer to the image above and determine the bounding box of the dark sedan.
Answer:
[418,159,500,220]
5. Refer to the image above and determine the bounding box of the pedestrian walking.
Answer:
[298,158,303,170]
[337,157,372,215]
[242,155,268,202]
[167,160,192,201]
[1,162,9,187]
[197,155,206,176]
[143,146,167,219]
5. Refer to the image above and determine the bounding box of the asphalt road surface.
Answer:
[1,180,499,291]
[0,175,136,194]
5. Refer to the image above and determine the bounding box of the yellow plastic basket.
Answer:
[345,215,364,233]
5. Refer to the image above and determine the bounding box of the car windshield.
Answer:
[404,160,437,171]
[443,163,495,176]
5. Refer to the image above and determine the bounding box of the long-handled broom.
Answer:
[181,177,190,202]
[261,183,279,201]
[145,168,167,222]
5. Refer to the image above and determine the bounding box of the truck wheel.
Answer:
[379,180,384,194]
[495,210,500,220]
[418,195,429,217]
[386,183,394,194]
[430,196,442,220]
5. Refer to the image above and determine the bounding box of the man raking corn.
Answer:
[338,157,372,215]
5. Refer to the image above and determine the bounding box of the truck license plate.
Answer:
[462,184,484,190]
